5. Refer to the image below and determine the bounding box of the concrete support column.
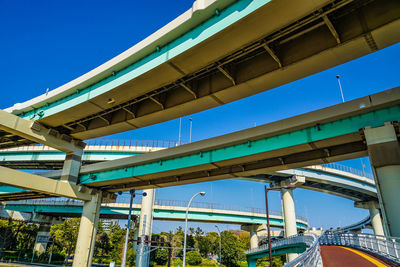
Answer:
[281,187,298,262]
[72,192,102,267]
[368,202,385,236]
[138,189,155,240]
[60,151,82,183]
[34,224,51,255]
[364,122,400,237]
[241,224,263,249]
[355,201,385,236]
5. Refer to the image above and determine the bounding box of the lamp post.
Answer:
[120,189,147,267]
[336,75,345,103]
[264,184,295,267]
[183,192,206,267]
[178,118,182,145]
[189,118,193,143]
[215,225,222,267]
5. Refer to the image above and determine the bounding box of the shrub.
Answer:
[173,258,183,266]
[201,258,218,266]
[154,249,169,265]
[186,251,202,265]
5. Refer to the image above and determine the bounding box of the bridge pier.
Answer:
[72,191,102,267]
[355,201,385,236]
[279,176,304,262]
[241,224,263,249]
[33,224,51,256]
[364,122,400,237]
[281,187,298,262]
[138,189,155,240]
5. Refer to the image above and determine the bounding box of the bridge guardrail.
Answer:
[245,233,317,255]
[319,162,373,179]
[320,232,400,265]
[284,233,322,267]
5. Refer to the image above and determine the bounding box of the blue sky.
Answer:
[1,0,399,233]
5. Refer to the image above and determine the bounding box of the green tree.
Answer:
[221,231,246,267]
[153,248,168,265]
[50,218,80,262]
[186,250,202,265]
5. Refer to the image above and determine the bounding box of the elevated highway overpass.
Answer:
[3,0,400,143]
[0,143,377,202]
[29,87,397,193]
[1,0,399,264]
[2,198,308,229]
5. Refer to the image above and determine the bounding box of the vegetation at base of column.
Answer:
[0,218,285,266]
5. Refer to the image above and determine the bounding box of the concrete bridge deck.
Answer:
[3,0,399,142]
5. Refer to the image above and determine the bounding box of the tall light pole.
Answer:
[120,189,147,267]
[178,118,182,145]
[183,192,206,267]
[336,75,345,103]
[189,118,193,143]
[264,184,295,267]
[215,225,222,267]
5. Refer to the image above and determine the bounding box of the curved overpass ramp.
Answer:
[4,0,400,141]
[0,142,377,202]
[2,199,308,229]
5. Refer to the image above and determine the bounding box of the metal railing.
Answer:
[0,138,187,152]
[320,162,373,179]
[6,198,308,223]
[245,233,317,255]
[320,232,400,265]
[284,233,322,267]
[86,138,187,148]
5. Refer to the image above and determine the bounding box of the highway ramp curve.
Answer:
[6,0,400,140]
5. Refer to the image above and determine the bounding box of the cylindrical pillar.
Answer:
[34,224,51,255]
[138,189,155,239]
[281,188,298,262]
[72,192,102,267]
[249,226,258,249]
[364,123,400,237]
[368,202,385,236]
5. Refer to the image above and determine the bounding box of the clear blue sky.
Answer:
[1,1,399,233]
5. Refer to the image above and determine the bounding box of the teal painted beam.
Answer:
[4,204,307,229]
[0,186,26,194]
[80,105,400,184]
[20,0,272,120]
[0,151,141,162]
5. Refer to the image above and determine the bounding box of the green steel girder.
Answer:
[4,204,308,229]
[80,105,400,185]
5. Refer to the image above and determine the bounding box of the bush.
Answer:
[154,249,168,265]
[173,258,183,266]
[237,260,248,267]
[186,251,202,265]
[201,258,218,266]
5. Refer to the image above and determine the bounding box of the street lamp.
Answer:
[183,192,206,267]
[336,75,345,103]
[189,118,193,143]
[215,225,222,267]
[264,184,295,267]
[120,189,147,267]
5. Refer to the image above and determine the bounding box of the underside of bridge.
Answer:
[6,0,400,141]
